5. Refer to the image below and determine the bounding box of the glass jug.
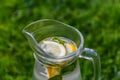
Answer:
[22,19,101,80]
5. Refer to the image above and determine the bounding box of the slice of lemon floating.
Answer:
[41,41,66,57]
[65,43,77,53]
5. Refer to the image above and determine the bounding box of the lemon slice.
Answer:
[65,43,77,53]
[41,41,66,57]
[46,66,61,79]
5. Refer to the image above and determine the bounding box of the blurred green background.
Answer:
[0,0,120,80]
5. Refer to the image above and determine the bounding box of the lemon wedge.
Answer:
[41,41,66,57]
[46,66,61,79]
[65,43,77,53]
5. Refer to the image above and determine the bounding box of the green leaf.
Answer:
[48,75,62,80]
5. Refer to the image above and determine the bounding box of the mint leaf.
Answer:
[48,75,62,80]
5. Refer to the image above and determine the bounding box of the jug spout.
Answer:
[22,29,39,52]
[22,26,49,59]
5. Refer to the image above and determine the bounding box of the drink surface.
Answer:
[40,37,77,57]
[33,37,81,80]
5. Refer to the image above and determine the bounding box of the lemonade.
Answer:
[33,37,81,80]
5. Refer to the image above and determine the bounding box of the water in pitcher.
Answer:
[33,37,82,80]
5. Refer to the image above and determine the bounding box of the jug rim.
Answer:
[23,19,84,60]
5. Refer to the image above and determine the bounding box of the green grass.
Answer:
[0,0,120,80]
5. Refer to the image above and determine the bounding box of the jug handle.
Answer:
[79,48,101,80]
